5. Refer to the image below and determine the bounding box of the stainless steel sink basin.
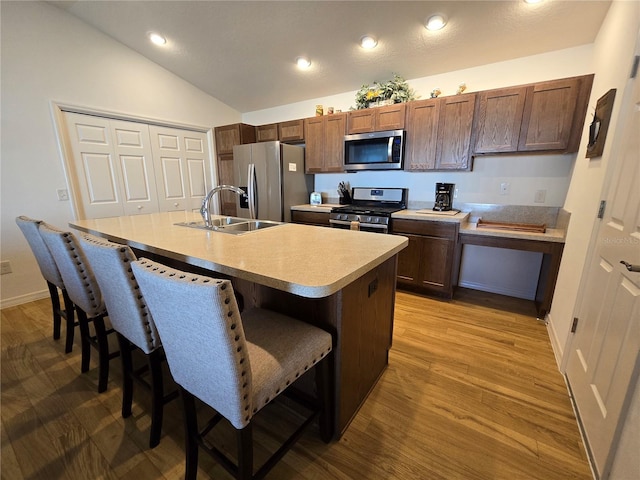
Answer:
[174,217,283,235]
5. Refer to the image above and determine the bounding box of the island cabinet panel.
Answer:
[347,103,405,134]
[403,94,475,171]
[393,219,459,298]
[214,123,256,215]
[240,255,398,438]
[435,93,476,170]
[291,210,330,226]
[278,119,305,143]
[256,123,278,142]
[304,113,346,173]
[473,86,527,153]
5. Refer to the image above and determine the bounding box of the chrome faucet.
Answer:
[200,185,246,227]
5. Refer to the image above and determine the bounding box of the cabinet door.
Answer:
[474,86,527,153]
[420,235,454,291]
[396,234,423,286]
[304,117,325,173]
[256,123,278,142]
[216,153,237,216]
[377,103,405,131]
[291,210,330,226]
[324,113,346,172]
[518,78,579,151]
[404,98,440,170]
[214,124,241,154]
[278,120,304,143]
[347,110,376,134]
[436,94,476,170]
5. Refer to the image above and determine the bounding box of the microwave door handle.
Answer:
[387,137,394,162]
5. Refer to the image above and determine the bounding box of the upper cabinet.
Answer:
[347,103,406,134]
[404,94,476,171]
[304,113,346,173]
[473,74,594,155]
[213,123,256,215]
[256,123,278,142]
[278,119,305,143]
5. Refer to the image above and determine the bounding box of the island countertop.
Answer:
[70,211,407,299]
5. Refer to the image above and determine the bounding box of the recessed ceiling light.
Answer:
[425,14,447,31]
[360,35,378,49]
[296,57,311,69]
[149,32,167,46]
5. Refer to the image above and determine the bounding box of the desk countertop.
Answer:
[70,211,407,298]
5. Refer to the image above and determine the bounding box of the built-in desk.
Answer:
[458,223,566,318]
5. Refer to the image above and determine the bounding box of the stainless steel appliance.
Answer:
[330,187,408,233]
[343,130,405,171]
[433,183,455,211]
[233,141,313,222]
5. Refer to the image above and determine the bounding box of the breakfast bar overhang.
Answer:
[70,211,408,439]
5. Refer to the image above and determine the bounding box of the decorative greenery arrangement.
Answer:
[354,74,418,109]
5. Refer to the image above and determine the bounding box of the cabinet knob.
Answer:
[137,205,143,210]
[174,202,179,207]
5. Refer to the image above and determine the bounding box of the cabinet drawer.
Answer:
[392,219,457,239]
[291,210,330,226]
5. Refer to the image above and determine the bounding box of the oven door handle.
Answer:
[329,219,389,232]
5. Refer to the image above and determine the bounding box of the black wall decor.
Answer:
[586,88,616,158]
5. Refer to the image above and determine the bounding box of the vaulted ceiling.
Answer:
[51,1,611,112]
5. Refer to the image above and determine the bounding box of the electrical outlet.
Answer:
[500,182,510,195]
[57,189,69,201]
[1,261,12,275]
[454,188,459,199]
[534,189,547,203]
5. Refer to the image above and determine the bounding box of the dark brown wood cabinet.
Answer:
[278,119,305,143]
[473,74,594,154]
[304,113,346,173]
[347,103,406,134]
[291,210,330,227]
[392,219,459,298]
[256,123,278,142]
[404,94,475,171]
[213,123,256,215]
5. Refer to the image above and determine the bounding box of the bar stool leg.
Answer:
[93,316,110,393]
[181,388,200,480]
[148,349,165,448]
[77,310,91,373]
[61,289,75,353]
[47,281,62,341]
[117,334,134,418]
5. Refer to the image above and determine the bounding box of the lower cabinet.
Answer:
[291,210,330,227]
[392,219,459,298]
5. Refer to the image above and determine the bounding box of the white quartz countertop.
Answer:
[70,211,407,298]
[392,209,470,223]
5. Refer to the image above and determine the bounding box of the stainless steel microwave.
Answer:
[343,129,405,171]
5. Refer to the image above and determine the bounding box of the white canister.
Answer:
[310,192,322,205]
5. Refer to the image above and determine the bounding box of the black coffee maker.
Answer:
[433,183,455,211]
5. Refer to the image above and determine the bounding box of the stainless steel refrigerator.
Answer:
[232,141,313,222]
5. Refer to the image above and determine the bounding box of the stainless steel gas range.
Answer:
[329,187,408,233]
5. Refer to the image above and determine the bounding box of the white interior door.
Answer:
[149,125,210,212]
[565,49,640,478]
[64,112,159,218]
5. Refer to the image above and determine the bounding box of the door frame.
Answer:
[50,101,218,219]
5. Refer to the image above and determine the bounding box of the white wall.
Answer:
[0,1,242,306]
[547,1,640,363]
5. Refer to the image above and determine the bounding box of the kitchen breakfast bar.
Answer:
[70,211,408,439]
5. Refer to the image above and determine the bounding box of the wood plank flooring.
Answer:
[1,289,592,479]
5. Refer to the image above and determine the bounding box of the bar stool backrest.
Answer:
[39,224,105,317]
[16,216,64,288]
[80,234,160,354]
[131,259,253,429]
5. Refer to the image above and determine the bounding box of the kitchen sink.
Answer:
[174,217,283,235]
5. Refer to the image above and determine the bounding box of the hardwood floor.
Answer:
[1,289,592,479]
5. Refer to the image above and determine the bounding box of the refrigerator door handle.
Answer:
[248,163,256,219]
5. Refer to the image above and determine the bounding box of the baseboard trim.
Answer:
[458,280,535,301]
[546,311,565,371]
[1,290,49,310]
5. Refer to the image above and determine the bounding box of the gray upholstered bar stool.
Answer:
[80,233,178,448]
[15,216,77,353]
[39,224,118,393]
[132,258,334,480]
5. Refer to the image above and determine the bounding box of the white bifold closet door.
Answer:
[63,112,210,219]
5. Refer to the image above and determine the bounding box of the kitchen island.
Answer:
[70,211,408,439]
